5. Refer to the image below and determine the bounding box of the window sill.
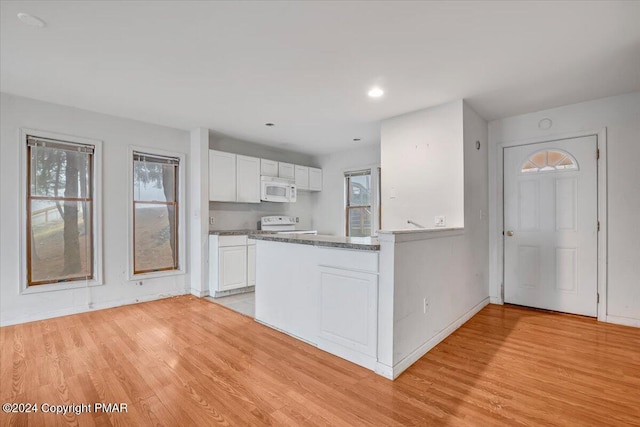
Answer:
[129,268,186,282]
[21,280,103,295]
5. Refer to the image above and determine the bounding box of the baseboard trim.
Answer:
[391,296,490,379]
[0,290,189,327]
[213,286,254,298]
[606,315,640,328]
[190,288,210,298]
[375,363,394,380]
[490,296,503,305]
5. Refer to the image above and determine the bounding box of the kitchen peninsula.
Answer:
[251,233,381,372]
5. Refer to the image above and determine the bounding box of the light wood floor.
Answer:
[1,296,639,426]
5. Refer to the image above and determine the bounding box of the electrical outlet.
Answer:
[423,297,430,314]
[435,216,446,227]
[209,217,215,225]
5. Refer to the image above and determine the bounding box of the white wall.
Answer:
[488,92,640,325]
[208,132,317,230]
[377,102,490,377]
[380,100,465,230]
[312,144,381,236]
[0,93,191,326]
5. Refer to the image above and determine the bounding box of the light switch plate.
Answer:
[435,216,446,227]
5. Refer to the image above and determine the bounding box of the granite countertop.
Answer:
[249,233,380,251]
[209,229,274,236]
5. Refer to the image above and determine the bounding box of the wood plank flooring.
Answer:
[1,296,639,426]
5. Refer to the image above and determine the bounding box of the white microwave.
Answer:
[260,176,297,203]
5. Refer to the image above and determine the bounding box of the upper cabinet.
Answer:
[209,150,260,203]
[236,155,261,203]
[278,162,295,180]
[309,167,322,192]
[260,158,278,177]
[209,150,236,202]
[294,165,309,191]
[210,150,322,202]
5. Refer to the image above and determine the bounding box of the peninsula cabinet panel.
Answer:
[317,266,378,358]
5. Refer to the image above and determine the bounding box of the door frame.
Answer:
[490,128,607,321]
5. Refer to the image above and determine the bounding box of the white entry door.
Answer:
[504,136,598,316]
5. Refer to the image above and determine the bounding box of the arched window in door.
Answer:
[521,149,579,173]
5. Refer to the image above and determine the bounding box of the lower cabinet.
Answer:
[316,266,378,358]
[255,241,379,370]
[218,246,247,291]
[209,235,256,296]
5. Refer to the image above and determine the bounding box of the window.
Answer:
[132,151,180,274]
[345,170,373,237]
[521,149,578,173]
[27,136,95,285]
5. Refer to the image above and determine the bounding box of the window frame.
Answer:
[344,165,381,237]
[128,146,186,280]
[19,128,104,294]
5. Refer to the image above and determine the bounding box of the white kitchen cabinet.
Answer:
[209,235,256,296]
[247,242,256,286]
[294,165,309,190]
[218,246,247,291]
[309,167,322,192]
[209,150,236,201]
[236,155,260,203]
[317,266,378,358]
[255,241,379,370]
[278,162,295,179]
[209,150,260,203]
[260,159,279,177]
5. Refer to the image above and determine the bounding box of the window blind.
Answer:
[133,152,179,165]
[27,136,94,154]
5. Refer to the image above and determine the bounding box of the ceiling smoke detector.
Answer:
[17,13,46,28]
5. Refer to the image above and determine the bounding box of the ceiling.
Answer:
[1,1,639,155]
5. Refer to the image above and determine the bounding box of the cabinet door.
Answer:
[209,150,236,201]
[278,162,295,179]
[317,266,378,357]
[294,165,309,190]
[247,244,256,286]
[261,159,278,177]
[236,155,261,203]
[309,167,322,191]
[219,246,247,290]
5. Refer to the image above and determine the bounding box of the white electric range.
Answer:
[260,216,317,235]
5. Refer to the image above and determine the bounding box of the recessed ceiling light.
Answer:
[353,138,361,142]
[265,123,275,127]
[367,87,384,98]
[17,13,46,28]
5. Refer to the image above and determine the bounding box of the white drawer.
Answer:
[219,235,248,247]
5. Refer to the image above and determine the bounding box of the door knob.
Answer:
[506,230,514,236]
